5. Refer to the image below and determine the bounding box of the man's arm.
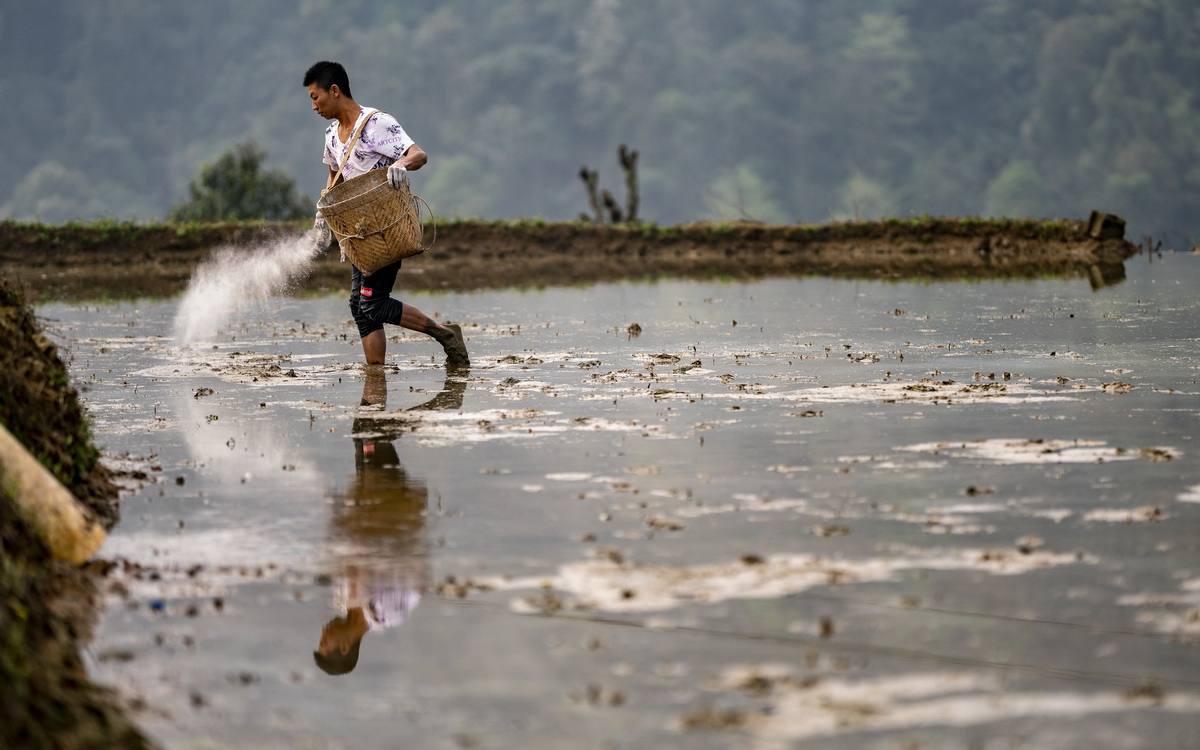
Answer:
[387,145,427,189]
[397,144,427,171]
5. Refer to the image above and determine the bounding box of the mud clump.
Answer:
[0,274,149,749]
[0,278,118,525]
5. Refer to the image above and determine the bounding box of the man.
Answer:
[313,370,444,677]
[304,60,468,368]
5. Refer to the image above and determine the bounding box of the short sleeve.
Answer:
[361,112,416,162]
[321,124,339,170]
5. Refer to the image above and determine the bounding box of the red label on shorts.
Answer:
[361,287,374,298]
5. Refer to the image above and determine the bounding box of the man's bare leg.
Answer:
[361,329,387,365]
[399,304,469,367]
[357,303,428,365]
[397,304,439,334]
[359,305,469,367]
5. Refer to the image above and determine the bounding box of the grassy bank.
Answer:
[0,214,1096,251]
[0,215,1138,303]
[0,275,150,749]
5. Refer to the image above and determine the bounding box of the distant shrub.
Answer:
[169,142,311,222]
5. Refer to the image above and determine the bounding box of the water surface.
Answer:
[43,252,1200,748]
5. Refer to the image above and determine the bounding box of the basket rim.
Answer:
[317,169,394,210]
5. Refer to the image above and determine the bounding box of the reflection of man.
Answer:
[313,367,464,675]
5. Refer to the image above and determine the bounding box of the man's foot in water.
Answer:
[430,322,469,368]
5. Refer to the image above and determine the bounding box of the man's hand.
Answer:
[314,212,330,239]
[387,163,408,189]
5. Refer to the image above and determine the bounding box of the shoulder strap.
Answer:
[324,108,379,194]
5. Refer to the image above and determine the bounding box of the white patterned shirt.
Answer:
[334,568,423,630]
[322,107,416,182]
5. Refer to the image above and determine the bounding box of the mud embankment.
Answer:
[0,217,1138,301]
[0,276,150,749]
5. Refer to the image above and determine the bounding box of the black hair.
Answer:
[303,61,353,99]
[313,637,362,676]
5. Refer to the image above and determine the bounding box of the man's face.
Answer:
[318,616,357,655]
[308,83,336,119]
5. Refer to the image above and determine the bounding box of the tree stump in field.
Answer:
[1087,211,1126,240]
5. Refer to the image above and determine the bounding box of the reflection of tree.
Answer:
[313,367,465,676]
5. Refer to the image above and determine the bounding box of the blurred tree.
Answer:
[837,170,897,222]
[984,160,1056,218]
[705,166,786,223]
[2,0,1200,233]
[422,154,502,218]
[168,142,311,222]
[0,161,140,224]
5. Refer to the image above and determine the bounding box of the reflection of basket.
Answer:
[317,169,428,274]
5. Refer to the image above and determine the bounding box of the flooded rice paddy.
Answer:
[41,251,1200,748]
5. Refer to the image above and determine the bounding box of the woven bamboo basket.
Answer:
[317,169,427,274]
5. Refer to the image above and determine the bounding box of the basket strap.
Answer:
[416,193,436,252]
[322,108,379,196]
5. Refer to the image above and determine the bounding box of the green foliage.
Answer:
[422,154,502,219]
[985,161,1056,219]
[705,166,787,223]
[169,142,311,222]
[835,171,897,222]
[0,2,1198,233]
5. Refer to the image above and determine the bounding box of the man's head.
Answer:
[303,61,352,99]
[313,639,362,676]
[304,61,354,120]
[313,611,367,676]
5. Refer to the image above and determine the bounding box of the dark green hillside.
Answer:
[1,1,1197,237]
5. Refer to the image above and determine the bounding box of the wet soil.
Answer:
[67,265,1200,747]
[0,215,1141,748]
[0,275,150,749]
[0,217,1136,301]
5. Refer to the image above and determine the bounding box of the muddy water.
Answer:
[41,251,1200,749]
